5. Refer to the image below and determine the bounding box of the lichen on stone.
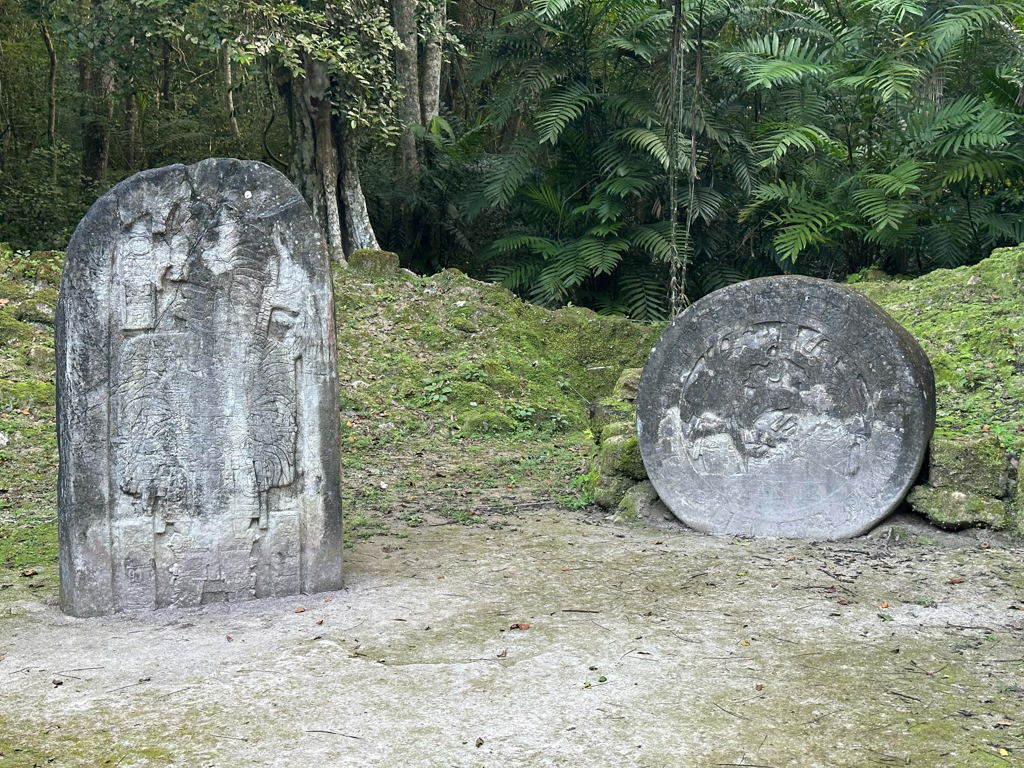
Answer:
[347,248,401,278]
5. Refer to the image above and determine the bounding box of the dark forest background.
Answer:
[1,0,1022,318]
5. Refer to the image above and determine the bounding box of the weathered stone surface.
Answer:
[612,368,643,401]
[925,435,1010,498]
[598,433,646,481]
[637,276,935,539]
[907,487,1011,530]
[589,397,634,437]
[615,481,676,526]
[347,248,400,278]
[56,159,342,617]
[593,471,636,510]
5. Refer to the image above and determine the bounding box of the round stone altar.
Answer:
[636,276,935,539]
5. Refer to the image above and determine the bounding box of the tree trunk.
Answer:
[123,91,140,171]
[79,0,113,189]
[420,0,444,125]
[160,40,171,109]
[280,58,345,262]
[393,0,420,177]
[223,41,240,139]
[79,53,113,189]
[337,119,379,256]
[40,20,57,180]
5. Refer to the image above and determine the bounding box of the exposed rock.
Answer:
[925,435,1011,498]
[348,248,400,278]
[598,433,645,481]
[612,368,642,401]
[907,487,1011,530]
[637,275,935,539]
[589,397,634,438]
[593,471,636,510]
[615,481,677,527]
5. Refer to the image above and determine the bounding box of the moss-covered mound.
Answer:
[0,244,61,576]
[853,245,1024,451]
[332,266,662,439]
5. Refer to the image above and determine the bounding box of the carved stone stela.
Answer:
[56,159,342,616]
[636,277,935,539]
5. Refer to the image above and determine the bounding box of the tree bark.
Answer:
[223,41,240,139]
[40,21,58,180]
[123,91,140,171]
[337,119,379,255]
[420,0,444,125]
[280,58,345,262]
[78,0,113,189]
[393,0,420,176]
[79,54,113,189]
[160,40,171,109]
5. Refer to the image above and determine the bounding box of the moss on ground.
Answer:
[854,245,1024,452]
[332,266,661,441]
[0,249,59,588]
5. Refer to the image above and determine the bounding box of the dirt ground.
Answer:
[2,457,1023,768]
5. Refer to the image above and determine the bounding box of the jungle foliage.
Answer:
[0,0,1022,318]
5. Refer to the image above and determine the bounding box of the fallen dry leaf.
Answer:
[879,602,889,609]
[755,684,764,691]
[838,599,849,606]
[294,605,306,613]
[510,622,530,630]
[475,738,484,748]
[21,569,37,577]
[315,619,323,626]
[226,635,233,642]
[949,578,965,585]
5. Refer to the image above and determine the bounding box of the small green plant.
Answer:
[458,364,487,382]
[555,472,595,509]
[418,373,453,405]
[442,504,475,524]
[548,412,570,432]
[406,512,422,527]
[507,404,535,422]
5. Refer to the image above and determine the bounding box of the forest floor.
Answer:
[2,248,1024,766]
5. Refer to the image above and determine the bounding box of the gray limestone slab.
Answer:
[56,158,342,616]
[636,276,935,539]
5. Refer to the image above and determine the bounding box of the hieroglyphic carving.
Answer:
[636,277,934,539]
[57,159,342,616]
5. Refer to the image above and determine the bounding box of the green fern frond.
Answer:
[755,123,841,167]
[576,235,629,275]
[536,82,598,144]
[521,183,564,218]
[617,272,668,321]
